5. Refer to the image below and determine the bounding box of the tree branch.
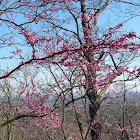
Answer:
[92,0,110,28]
[0,94,86,128]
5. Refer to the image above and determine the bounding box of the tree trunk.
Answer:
[87,89,101,140]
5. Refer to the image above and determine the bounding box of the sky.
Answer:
[97,1,140,36]
[0,1,140,62]
[125,16,140,36]
[0,0,140,91]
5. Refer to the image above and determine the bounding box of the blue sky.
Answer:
[125,16,140,36]
[0,0,140,72]
[0,0,140,95]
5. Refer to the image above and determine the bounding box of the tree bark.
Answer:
[87,89,101,140]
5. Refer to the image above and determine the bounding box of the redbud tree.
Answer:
[0,0,140,139]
